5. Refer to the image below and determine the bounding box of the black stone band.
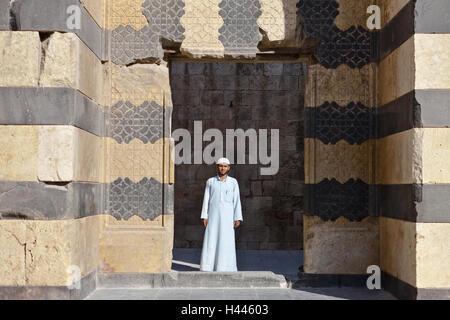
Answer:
[9,0,105,60]
[305,90,450,144]
[0,180,174,221]
[379,0,450,61]
[0,87,105,137]
[305,181,450,223]
[304,179,378,222]
[0,181,104,220]
[305,102,376,145]
[0,87,173,141]
[379,184,450,223]
[0,269,96,300]
[378,90,450,138]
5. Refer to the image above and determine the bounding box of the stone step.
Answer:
[97,271,289,289]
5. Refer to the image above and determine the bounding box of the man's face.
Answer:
[217,163,230,176]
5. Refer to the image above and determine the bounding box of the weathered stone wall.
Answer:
[300,0,379,276]
[376,0,450,300]
[170,61,306,250]
[0,0,449,300]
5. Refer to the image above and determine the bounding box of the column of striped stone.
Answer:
[377,0,450,299]
[99,0,178,274]
[298,0,379,284]
[0,0,105,299]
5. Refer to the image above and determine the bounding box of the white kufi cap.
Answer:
[216,157,231,165]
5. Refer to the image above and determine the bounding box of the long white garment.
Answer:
[199,175,243,272]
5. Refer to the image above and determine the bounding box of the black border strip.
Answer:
[293,272,368,288]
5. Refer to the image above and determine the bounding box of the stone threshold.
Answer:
[97,271,288,289]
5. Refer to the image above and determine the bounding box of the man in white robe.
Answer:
[199,157,243,272]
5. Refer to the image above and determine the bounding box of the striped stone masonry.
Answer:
[0,0,449,300]
[376,0,450,300]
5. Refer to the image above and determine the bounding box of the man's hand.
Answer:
[203,218,208,228]
[234,220,241,228]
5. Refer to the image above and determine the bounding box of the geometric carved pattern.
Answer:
[257,0,286,41]
[306,179,372,221]
[296,0,339,39]
[218,0,262,55]
[318,25,372,69]
[142,0,186,42]
[180,0,225,57]
[305,102,375,145]
[108,0,149,29]
[107,177,163,220]
[296,0,372,69]
[108,138,165,183]
[108,100,165,144]
[110,0,186,65]
[111,25,162,65]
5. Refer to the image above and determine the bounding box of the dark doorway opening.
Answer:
[169,60,306,276]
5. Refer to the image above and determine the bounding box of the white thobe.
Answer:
[199,175,243,272]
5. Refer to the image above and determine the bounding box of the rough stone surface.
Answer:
[0,31,41,86]
[303,216,379,274]
[171,62,306,250]
[40,32,105,106]
[0,126,38,181]
[37,126,102,183]
[305,139,373,184]
[98,214,173,273]
[0,125,102,183]
[0,216,99,286]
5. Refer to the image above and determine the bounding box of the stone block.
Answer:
[0,221,26,286]
[98,218,173,273]
[307,138,373,184]
[37,126,102,183]
[0,31,41,87]
[40,32,104,106]
[0,126,38,181]
[110,63,171,106]
[0,87,104,137]
[263,63,284,76]
[306,64,375,108]
[0,216,99,286]
[304,216,379,274]
[0,181,103,220]
[11,0,104,59]
[250,181,262,196]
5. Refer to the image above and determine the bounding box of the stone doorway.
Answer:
[169,61,306,261]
